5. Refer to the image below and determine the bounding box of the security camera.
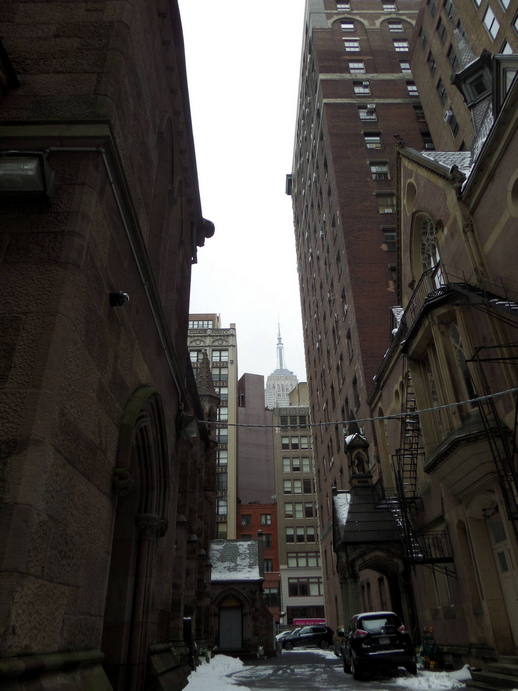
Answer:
[109,291,130,307]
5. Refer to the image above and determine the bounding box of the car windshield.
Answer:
[360,614,400,632]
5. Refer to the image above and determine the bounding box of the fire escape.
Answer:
[375,263,518,569]
[467,344,518,522]
[377,367,455,574]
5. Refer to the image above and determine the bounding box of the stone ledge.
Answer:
[0,649,103,679]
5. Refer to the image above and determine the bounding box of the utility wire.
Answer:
[201,385,518,428]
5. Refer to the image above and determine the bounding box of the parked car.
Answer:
[282,624,334,650]
[340,611,416,680]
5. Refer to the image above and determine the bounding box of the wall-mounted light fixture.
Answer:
[109,291,130,307]
[0,152,55,198]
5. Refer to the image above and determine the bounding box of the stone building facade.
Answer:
[0,2,216,689]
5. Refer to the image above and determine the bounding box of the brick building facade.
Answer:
[290,0,429,630]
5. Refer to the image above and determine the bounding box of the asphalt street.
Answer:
[225,649,450,690]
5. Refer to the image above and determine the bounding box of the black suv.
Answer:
[340,611,416,680]
[282,625,334,650]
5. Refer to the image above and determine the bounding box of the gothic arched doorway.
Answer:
[102,387,170,691]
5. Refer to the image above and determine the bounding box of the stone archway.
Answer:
[102,387,170,691]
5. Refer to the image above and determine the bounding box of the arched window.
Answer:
[420,217,440,272]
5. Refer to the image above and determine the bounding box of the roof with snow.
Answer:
[210,539,262,582]
[420,150,473,178]
[333,487,401,547]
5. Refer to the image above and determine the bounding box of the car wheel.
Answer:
[343,654,351,674]
[284,641,293,650]
[351,656,364,681]
[319,639,329,649]
[405,662,417,675]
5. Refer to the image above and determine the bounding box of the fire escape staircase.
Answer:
[468,346,518,522]
[377,370,454,572]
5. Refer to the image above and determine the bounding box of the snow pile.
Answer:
[389,670,466,689]
[334,492,351,525]
[185,655,250,691]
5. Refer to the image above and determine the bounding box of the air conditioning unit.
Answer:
[362,81,370,87]
[367,103,376,109]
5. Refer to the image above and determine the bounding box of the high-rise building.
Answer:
[289,0,431,628]
[188,314,238,538]
[265,327,299,409]
[273,384,325,627]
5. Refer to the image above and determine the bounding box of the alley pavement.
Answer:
[225,649,464,690]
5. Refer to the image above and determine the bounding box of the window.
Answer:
[286,527,295,542]
[241,514,251,526]
[212,349,228,361]
[502,41,513,54]
[383,1,397,9]
[217,450,228,466]
[217,474,228,491]
[418,27,427,49]
[217,427,228,443]
[300,436,311,449]
[445,108,459,135]
[189,350,202,364]
[353,79,370,94]
[427,51,437,74]
[263,587,280,607]
[188,319,213,329]
[337,1,351,8]
[393,39,409,51]
[436,17,446,42]
[348,60,366,73]
[288,577,323,596]
[303,478,313,493]
[263,559,273,572]
[413,104,425,121]
[260,513,272,526]
[388,20,404,31]
[382,228,397,251]
[358,105,377,121]
[370,161,390,180]
[364,132,381,149]
[406,81,419,96]
[377,193,396,214]
[305,502,315,517]
[217,406,228,421]
[217,498,227,516]
[261,533,273,548]
[302,457,311,472]
[216,386,228,401]
[341,20,355,31]
[447,44,458,70]
[436,78,447,103]
[483,6,500,38]
[400,60,411,73]
[344,38,360,51]
[421,130,434,149]
[287,552,320,567]
[281,436,290,449]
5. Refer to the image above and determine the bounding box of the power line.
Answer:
[203,385,518,429]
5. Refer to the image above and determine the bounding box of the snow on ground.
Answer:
[386,672,466,689]
[185,653,470,690]
[184,655,250,691]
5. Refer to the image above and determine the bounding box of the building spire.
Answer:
[277,323,284,370]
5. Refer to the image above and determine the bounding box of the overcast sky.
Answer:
[179,1,307,382]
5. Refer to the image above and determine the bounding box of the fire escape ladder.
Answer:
[382,366,455,569]
[468,347,518,521]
